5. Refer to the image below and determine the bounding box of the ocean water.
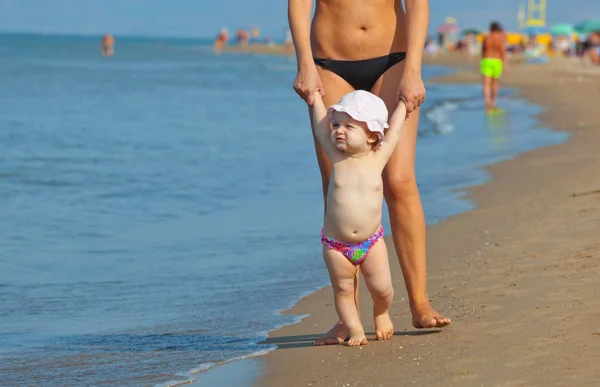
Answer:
[0,34,568,387]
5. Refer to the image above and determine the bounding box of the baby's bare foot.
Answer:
[347,328,368,347]
[410,301,451,329]
[314,322,349,346]
[374,312,394,340]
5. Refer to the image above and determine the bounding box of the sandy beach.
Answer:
[256,56,600,386]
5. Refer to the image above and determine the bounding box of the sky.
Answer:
[0,0,599,39]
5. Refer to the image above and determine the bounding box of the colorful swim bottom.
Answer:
[321,226,384,265]
[480,58,503,79]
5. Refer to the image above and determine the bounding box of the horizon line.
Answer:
[0,29,220,41]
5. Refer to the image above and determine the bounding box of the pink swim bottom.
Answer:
[321,226,384,265]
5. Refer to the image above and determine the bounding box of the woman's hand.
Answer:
[396,68,426,114]
[293,63,325,106]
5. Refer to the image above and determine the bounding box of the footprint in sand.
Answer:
[571,189,600,197]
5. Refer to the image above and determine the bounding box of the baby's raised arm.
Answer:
[377,99,407,162]
[311,91,336,157]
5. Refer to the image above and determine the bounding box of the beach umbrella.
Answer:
[550,24,574,36]
[461,27,482,35]
[437,23,459,34]
[574,18,600,34]
[523,26,548,36]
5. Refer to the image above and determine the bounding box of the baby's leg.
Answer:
[323,246,368,346]
[360,238,395,340]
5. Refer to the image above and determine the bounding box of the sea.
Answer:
[0,33,569,387]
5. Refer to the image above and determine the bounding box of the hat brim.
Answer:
[327,105,388,145]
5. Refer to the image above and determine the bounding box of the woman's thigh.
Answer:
[370,61,420,185]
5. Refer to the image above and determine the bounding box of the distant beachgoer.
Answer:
[466,34,479,61]
[264,36,275,47]
[312,89,407,346]
[552,36,572,57]
[480,21,506,109]
[101,34,115,56]
[288,0,450,346]
[424,38,439,57]
[214,28,229,53]
[283,29,294,53]
[455,40,466,53]
[235,29,250,47]
[587,31,600,65]
[251,27,260,43]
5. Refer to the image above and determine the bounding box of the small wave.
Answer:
[155,347,277,387]
[174,363,215,377]
[155,283,330,387]
[421,100,459,136]
[261,64,296,73]
[154,377,197,387]
[153,363,215,387]
[19,178,73,187]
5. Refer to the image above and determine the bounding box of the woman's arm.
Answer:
[403,0,429,72]
[397,0,429,113]
[288,0,324,105]
[288,0,313,68]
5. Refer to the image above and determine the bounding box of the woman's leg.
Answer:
[310,68,358,346]
[371,62,451,329]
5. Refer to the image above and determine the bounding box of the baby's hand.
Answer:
[313,89,326,109]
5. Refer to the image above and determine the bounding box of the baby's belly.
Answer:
[323,190,383,243]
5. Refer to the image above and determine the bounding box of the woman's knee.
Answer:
[383,173,419,203]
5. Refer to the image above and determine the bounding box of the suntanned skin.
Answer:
[481,30,506,109]
[288,0,451,346]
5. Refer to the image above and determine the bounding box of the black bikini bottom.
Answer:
[313,52,406,91]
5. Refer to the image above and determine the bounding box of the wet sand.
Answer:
[256,55,600,386]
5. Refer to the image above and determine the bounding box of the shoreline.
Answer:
[254,56,600,386]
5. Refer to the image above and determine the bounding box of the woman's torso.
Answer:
[311,0,406,60]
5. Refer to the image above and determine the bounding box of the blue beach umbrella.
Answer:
[523,26,548,36]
